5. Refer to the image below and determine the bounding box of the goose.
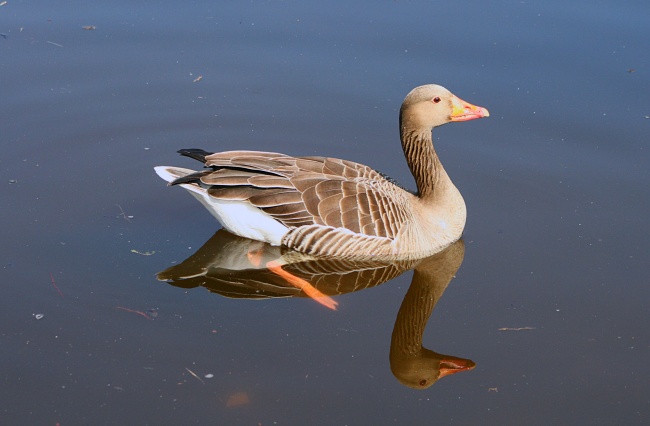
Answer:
[155,84,489,260]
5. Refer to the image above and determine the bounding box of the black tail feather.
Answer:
[177,148,213,164]
[169,169,213,186]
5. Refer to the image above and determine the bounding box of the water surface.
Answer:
[2,0,649,424]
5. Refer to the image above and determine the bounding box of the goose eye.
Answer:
[432,97,441,103]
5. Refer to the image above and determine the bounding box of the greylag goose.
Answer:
[155,84,489,260]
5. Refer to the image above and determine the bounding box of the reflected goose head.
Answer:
[390,348,476,389]
[400,84,489,130]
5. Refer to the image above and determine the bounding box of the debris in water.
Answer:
[131,249,155,256]
[82,25,96,30]
[116,204,133,222]
[193,75,203,83]
[34,314,45,320]
[46,40,64,47]
[115,306,154,320]
[185,367,204,384]
[50,272,64,298]
[498,327,535,331]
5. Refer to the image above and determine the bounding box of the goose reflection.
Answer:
[389,239,475,388]
[157,229,474,388]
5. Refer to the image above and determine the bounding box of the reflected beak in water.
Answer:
[438,357,476,378]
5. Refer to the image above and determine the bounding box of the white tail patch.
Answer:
[154,166,288,245]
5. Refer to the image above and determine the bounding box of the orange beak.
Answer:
[450,94,490,122]
[438,357,476,379]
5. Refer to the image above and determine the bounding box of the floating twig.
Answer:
[116,204,132,222]
[185,367,204,384]
[46,40,64,47]
[193,75,203,83]
[498,327,535,331]
[131,249,155,256]
[116,306,153,320]
[50,272,64,298]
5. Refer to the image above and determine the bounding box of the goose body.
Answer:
[155,84,488,260]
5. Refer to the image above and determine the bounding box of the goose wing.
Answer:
[181,150,415,239]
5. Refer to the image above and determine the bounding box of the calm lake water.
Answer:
[2,0,649,424]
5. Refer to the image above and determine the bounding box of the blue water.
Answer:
[2,1,649,424]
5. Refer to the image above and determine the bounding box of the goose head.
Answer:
[400,84,489,130]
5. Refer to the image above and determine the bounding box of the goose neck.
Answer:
[400,127,446,199]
